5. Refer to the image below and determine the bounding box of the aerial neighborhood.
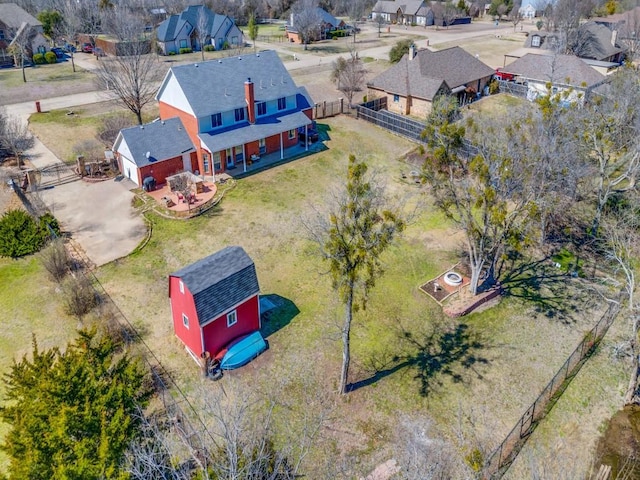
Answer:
[1,0,640,478]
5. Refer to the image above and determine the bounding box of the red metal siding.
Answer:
[201,295,260,357]
[169,276,203,357]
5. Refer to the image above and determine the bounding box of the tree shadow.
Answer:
[259,294,300,339]
[498,256,591,324]
[349,321,489,397]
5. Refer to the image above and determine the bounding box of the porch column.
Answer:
[305,125,308,152]
[243,144,247,173]
[280,132,284,159]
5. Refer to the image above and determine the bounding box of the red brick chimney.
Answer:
[245,77,255,124]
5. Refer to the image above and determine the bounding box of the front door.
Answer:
[226,148,234,168]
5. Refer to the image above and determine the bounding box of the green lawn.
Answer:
[0,256,78,472]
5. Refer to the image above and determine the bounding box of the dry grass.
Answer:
[432,32,528,69]
[90,116,623,477]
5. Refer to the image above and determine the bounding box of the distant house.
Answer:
[500,53,607,103]
[524,22,626,63]
[113,117,197,187]
[520,4,536,20]
[155,50,313,177]
[0,3,47,60]
[156,5,243,55]
[367,46,495,116]
[372,0,430,26]
[169,246,261,364]
[286,7,346,43]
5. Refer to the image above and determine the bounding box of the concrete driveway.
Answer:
[5,93,146,267]
[38,176,146,266]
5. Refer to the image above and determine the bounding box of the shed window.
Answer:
[531,35,541,47]
[211,112,222,127]
[227,310,237,327]
[180,39,188,48]
[0,30,5,40]
[182,313,189,328]
[277,97,286,110]
[235,107,245,122]
[179,280,184,293]
[393,94,400,102]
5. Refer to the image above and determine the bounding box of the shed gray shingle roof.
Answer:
[0,3,41,29]
[171,246,260,325]
[501,53,606,87]
[158,50,306,118]
[368,46,495,101]
[117,117,194,168]
[373,0,426,15]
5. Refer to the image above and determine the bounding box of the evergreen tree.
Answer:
[0,329,152,479]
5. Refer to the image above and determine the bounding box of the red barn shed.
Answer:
[169,246,261,365]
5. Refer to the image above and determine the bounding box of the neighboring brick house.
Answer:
[155,50,314,177]
[286,7,346,43]
[0,3,48,60]
[367,46,495,117]
[113,117,197,187]
[372,0,429,26]
[500,53,608,104]
[156,5,243,55]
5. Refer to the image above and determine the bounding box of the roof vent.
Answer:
[256,53,260,57]
[161,121,165,125]
[145,151,151,158]
[194,63,198,67]
[218,59,222,63]
[140,125,144,129]
[238,56,242,60]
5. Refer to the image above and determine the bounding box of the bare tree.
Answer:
[442,1,459,28]
[291,0,322,50]
[0,109,34,167]
[374,13,387,37]
[347,0,365,43]
[94,12,163,125]
[335,49,367,108]
[196,6,211,61]
[510,2,523,31]
[619,7,640,61]
[7,24,32,83]
[39,238,73,283]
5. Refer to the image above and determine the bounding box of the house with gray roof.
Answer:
[286,7,346,43]
[0,2,47,60]
[169,246,262,363]
[112,117,196,187]
[372,0,431,26]
[156,50,313,177]
[500,53,608,103]
[156,4,243,55]
[367,46,495,117]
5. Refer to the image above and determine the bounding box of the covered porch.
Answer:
[226,140,325,178]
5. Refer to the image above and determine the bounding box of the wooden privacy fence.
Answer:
[355,99,479,158]
[313,98,344,119]
[483,297,622,479]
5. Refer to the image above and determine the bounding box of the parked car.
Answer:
[81,42,93,53]
[50,47,65,59]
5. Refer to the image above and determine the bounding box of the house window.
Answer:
[257,102,266,116]
[259,138,266,154]
[235,107,245,122]
[393,94,400,102]
[213,152,221,171]
[211,112,222,128]
[232,35,238,45]
[179,280,184,293]
[180,39,188,48]
[203,156,210,173]
[531,35,541,47]
[182,313,189,328]
[227,310,237,327]
[288,129,296,140]
[277,97,286,110]
[0,30,4,40]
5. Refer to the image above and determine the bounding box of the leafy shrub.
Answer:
[32,53,45,64]
[389,39,413,63]
[179,47,192,54]
[39,212,60,237]
[488,78,499,95]
[203,44,215,51]
[168,51,176,55]
[0,209,49,258]
[222,41,230,50]
[44,51,57,64]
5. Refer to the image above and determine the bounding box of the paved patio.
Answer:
[147,180,217,213]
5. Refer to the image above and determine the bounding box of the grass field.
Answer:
[88,115,626,477]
